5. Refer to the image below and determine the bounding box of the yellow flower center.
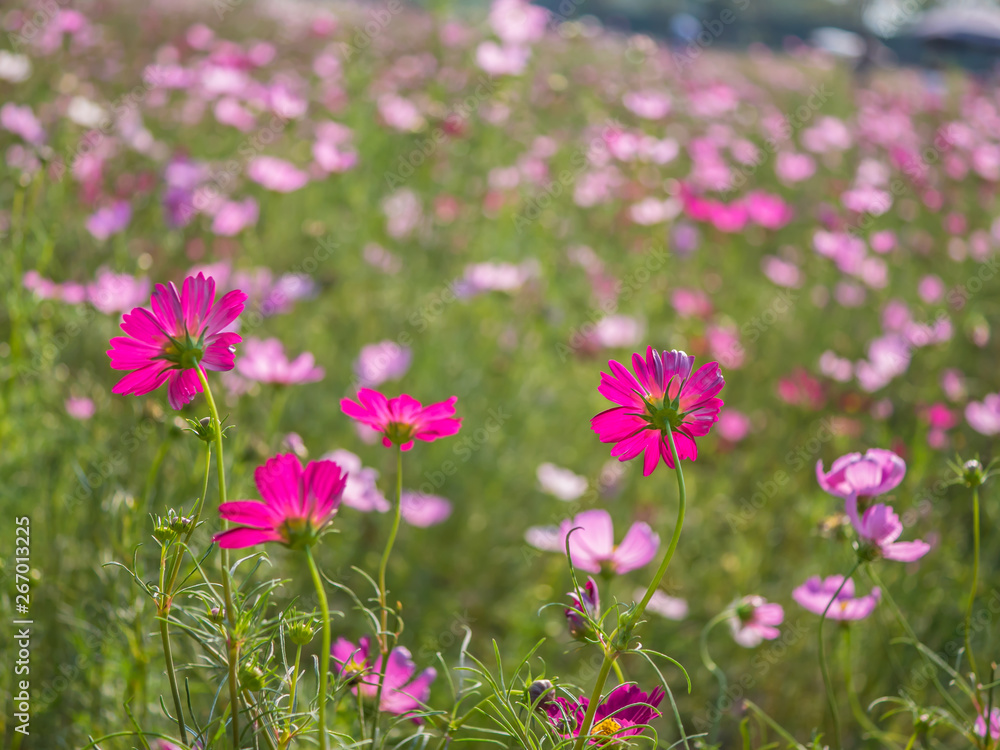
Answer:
[592,718,623,737]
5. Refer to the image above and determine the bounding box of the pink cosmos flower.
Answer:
[0,103,45,145]
[353,341,412,388]
[248,156,309,192]
[556,509,659,575]
[537,463,588,501]
[745,191,793,229]
[847,501,930,563]
[545,684,664,742]
[87,268,150,315]
[86,201,132,241]
[637,589,689,620]
[107,273,246,410]
[974,707,1000,741]
[489,0,548,45]
[65,396,95,420]
[623,90,671,120]
[816,449,905,500]
[475,42,530,76]
[236,338,324,385]
[716,410,750,442]
[761,256,802,288]
[211,198,259,236]
[213,454,346,549]
[565,577,600,639]
[793,575,880,620]
[341,389,461,451]
[321,449,389,513]
[400,491,452,527]
[591,348,724,476]
[331,637,435,721]
[966,394,1000,436]
[730,595,784,647]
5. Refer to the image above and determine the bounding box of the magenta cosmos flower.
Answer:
[340,389,461,450]
[816,448,905,500]
[331,637,436,721]
[591,348,724,476]
[236,338,325,385]
[975,707,1000,741]
[793,575,880,620]
[213,454,346,549]
[730,595,784,647]
[847,500,930,563]
[545,684,664,743]
[107,273,246,410]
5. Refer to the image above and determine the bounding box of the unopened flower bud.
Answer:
[528,679,554,708]
[288,620,315,646]
[209,606,224,623]
[239,662,266,692]
[565,577,600,641]
[962,459,985,488]
[153,522,176,544]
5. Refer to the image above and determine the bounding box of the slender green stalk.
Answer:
[964,487,982,690]
[287,643,303,740]
[157,543,187,743]
[699,610,733,745]
[372,446,405,742]
[743,700,807,750]
[632,424,687,624]
[867,566,968,719]
[819,562,860,750]
[164,443,212,599]
[193,364,241,749]
[306,546,331,750]
[573,423,687,750]
[842,625,901,749]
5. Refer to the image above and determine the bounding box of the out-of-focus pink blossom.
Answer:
[746,191,793,229]
[87,268,150,315]
[716,410,750,442]
[537,463,587,501]
[86,201,132,241]
[819,351,853,382]
[761,256,802,288]
[248,156,309,192]
[475,42,530,76]
[322,449,389,513]
[671,288,712,318]
[65,396,96,420]
[212,198,259,236]
[354,341,412,388]
[966,394,1000,435]
[382,189,423,238]
[378,94,425,132]
[237,338,324,385]
[918,275,945,304]
[489,0,548,45]
[0,103,44,145]
[623,90,671,119]
[730,595,784,648]
[400,491,452,527]
[635,588,688,620]
[941,369,966,402]
[775,151,815,184]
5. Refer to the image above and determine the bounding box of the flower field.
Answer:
[2,0,1000,748]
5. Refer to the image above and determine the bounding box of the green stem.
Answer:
[305,546,331,750]
[573,423,687,750]
[164,443,212,599]
[964,487,982,691]
[867,566,968,719]
[632,424,687,624]
[193,364,240,749]
[743,700,807,750]
[287,643,303,740]
[699,610,733,745]
[819,562,860,750]
[157,545,187,743]
[842,625,901,749]
[372,446,404,742]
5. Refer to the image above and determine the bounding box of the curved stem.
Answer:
[611,660,625,685]
[193,364,240,748]
[842,625,902,749]
[699,610,732,745]
[632,424,687,625]
[819,561,860,750]
[372,446,404,742]
[743,700,807,750]
[867,566,968,719]
[964,487,982,691]
[573,423,687,750]
[305,546,331,750]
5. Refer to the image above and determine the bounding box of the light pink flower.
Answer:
[214,453,347,548]
[353,341,412,388]
[237,338,324,385]
[321,449,388,513]
[745,191,793,229]
[0,103,44,145]
[847,501,930,563]
[636,588,689,620]
[623,90,671,120]
[730,595,784,647]
[377,94,425,132]
[475,42,530,76]
[974,708,1000,741]
[65,396,95,420]
[966,394,1000,436]
[537,463,587,501]
[761,256,802,288]
[86,201,132,241]
[554,509,659,575]
[816,448,905,500]
[211,198,259,236]
[86,268,150,315]
[775,151,815,183]
[716,410,750,442]
[400,491,452,527]
[248,156,309,192]
[793,575,880,620]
